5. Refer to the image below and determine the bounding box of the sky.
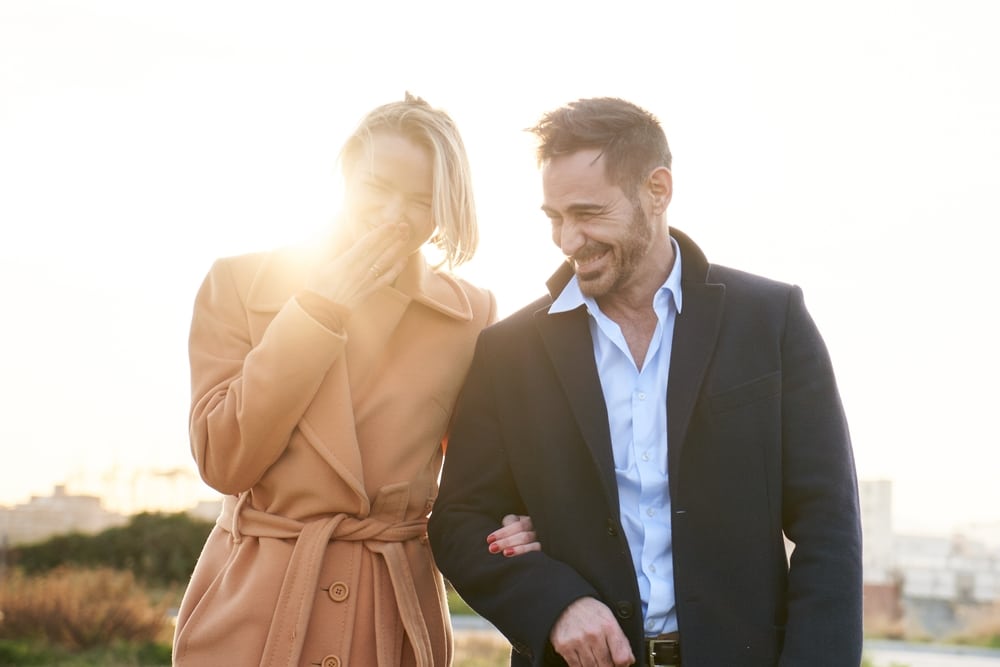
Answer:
[1,0,998,536]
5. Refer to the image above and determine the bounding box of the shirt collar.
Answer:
[549,236,683,315]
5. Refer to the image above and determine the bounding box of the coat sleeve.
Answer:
[188,257,348,494]
[778,286,863,665]
[428,331,599,665]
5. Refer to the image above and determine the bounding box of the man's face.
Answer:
[541,149,652,298]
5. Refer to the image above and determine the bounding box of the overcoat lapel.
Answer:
[534,289,620,511]
[666,230,725,480]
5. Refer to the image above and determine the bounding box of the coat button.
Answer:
[321,656,341,667]
[328,582,349,602]
[614,601,634,619]
[606,519,618,537]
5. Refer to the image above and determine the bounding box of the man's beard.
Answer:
[576,202,652,298]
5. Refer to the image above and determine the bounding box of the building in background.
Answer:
[860,479,903,631]
[0,485,126,546]
[859,479,1000,638]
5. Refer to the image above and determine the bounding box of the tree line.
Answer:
[5,512,214,587]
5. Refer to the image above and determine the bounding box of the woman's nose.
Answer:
[376,194,407,224]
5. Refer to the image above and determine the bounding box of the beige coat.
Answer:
[172,244,495,667]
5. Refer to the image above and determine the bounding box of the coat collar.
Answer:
[245,241,474,321]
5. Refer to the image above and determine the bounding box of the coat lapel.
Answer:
[535,266,620,510]
[345,253,474,395]
[666,229,725,479]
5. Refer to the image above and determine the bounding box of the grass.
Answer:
[0,639,171,667]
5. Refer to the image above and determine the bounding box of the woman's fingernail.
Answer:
[486,534,496,543]
[488,543,500,554]
[503,548,514,557]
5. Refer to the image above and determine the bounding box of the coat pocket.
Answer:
[708,371,781,414]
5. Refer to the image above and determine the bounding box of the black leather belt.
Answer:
[645,634,681,666]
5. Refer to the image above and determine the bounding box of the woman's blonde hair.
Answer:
[339,92,478,267]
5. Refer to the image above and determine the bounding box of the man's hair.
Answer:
[339,92,478,267]
[529,97,672,198]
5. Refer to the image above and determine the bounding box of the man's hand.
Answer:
[550,597,635,666]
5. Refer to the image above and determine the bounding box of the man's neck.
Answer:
[596,236,675,369]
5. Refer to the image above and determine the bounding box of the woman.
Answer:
[173,94,536,667]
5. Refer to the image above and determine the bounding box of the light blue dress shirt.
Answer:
[549,239,683,637]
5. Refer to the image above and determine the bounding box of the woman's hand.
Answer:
[305,222,410,310]
[487,514,540,557]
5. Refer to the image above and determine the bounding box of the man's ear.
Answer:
[647,167,673,215]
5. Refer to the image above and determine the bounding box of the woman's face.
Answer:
[343,131,435,255]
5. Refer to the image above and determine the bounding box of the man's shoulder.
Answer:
[497,294,554,323]
[482,294,554,335]
[705,263,798,299]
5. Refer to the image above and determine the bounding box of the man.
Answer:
[428,97,862,666]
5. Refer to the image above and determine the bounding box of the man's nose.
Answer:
[559,221,585,257]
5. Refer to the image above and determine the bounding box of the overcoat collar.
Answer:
[244,241,474,322]
[535,227,725,506]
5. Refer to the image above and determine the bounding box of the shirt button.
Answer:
[646,619,656,631]
[637,392,646,400]
[641,452,650,462]
[650,564,657,573]
[322,656,341,667]
[646,507,655,517]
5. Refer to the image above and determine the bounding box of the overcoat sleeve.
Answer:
[428,332,599,665]
[777,286,863,665]
[188,256,347,494]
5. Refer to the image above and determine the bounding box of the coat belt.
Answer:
[218,494,434,667]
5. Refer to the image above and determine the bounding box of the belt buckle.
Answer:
[647,637,680,666]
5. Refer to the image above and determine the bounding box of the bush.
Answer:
[0,566,171,650]
[9,512,213,588]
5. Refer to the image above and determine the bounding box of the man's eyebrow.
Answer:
[541,203,611,216]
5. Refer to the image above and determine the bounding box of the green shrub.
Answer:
[9,512,213,588]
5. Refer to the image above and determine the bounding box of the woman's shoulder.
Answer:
[206,244,318,288]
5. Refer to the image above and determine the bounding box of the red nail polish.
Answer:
[489,543,500,554]
[503,548,514,557]
[486,534,496,544]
